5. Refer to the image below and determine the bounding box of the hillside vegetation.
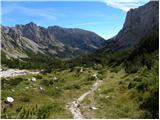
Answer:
[78,32,159,118]
[1,31,159,118]
[1,68,99,118]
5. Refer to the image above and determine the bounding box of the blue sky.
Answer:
[1,0,149,39]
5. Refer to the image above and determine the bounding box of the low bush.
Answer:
[34,74,43,79]
[128,82,136,89]
[8,77,23,86]
[64,84,81,90]
[140,89,159,118]
[41,79,54,86]
[19,96,30,102]
[87,76,96,81]
[37,105,52,119]
[20,97,30,103]
[133,77,142,82]
[136,83,148,92]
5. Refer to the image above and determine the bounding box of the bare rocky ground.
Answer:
[0,69,39,78]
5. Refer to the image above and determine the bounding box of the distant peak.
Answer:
[28,22,36,25]
[48,25,62,29]
[25,22,37,27]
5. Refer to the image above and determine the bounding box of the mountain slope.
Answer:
[1,23,106,59]
[47,26,105,53]
[104,1,159,51]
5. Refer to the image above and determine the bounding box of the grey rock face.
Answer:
[1,26,44,59]
[1,22,106,59]
[47,26,105,52]
[105,1,159,51]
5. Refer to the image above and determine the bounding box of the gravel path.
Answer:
[67,74,102,119]
[0,69,39,78]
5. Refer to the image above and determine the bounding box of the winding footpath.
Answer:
[0,69,39,78]
[67,73,103,119]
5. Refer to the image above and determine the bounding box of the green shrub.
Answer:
[34,74,43,79]
[83,80,92,85]
[128,82,136,89]
[37,105,52,119]
[64,84,81,90]
[97,74,104,80]
[110,67,121,73]
[93,64,103,70]
[136,83,148,92]
[9,77,23,86]
[73,84,81,89]
[119,81,123,85]
[19,96,30,102]
[41,79,54,86]
[124,32,158,73]
[133,77,142,82]
[42,68,52,74]
[1,78,8,89]
[16,106,23,113]
[69,67,75,72]
[125,64,140,73]
[140,89,159,118]
[87,76,96,81]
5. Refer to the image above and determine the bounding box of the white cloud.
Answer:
[104,0,149,12]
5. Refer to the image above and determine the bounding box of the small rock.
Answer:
[25,87,29,89]
[31,77,36,82]
[80,68,83,72]
[90,106,98,110]
[39,86,44,90]
[7,97,14,103]
[53,77,58,81]
[93,73,97,77]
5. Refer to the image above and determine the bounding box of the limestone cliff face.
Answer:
[105,1,159,51]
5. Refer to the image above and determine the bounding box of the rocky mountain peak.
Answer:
[25,22,37,27]
[2,22,106,59]
[105,1,159,51]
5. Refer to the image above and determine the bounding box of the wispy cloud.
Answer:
[2,4,57,20]
[70,21,111,27]
[19,7,57,20]
[104,0,149,12]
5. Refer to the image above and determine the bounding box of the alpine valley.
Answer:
[1,1,159,119]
